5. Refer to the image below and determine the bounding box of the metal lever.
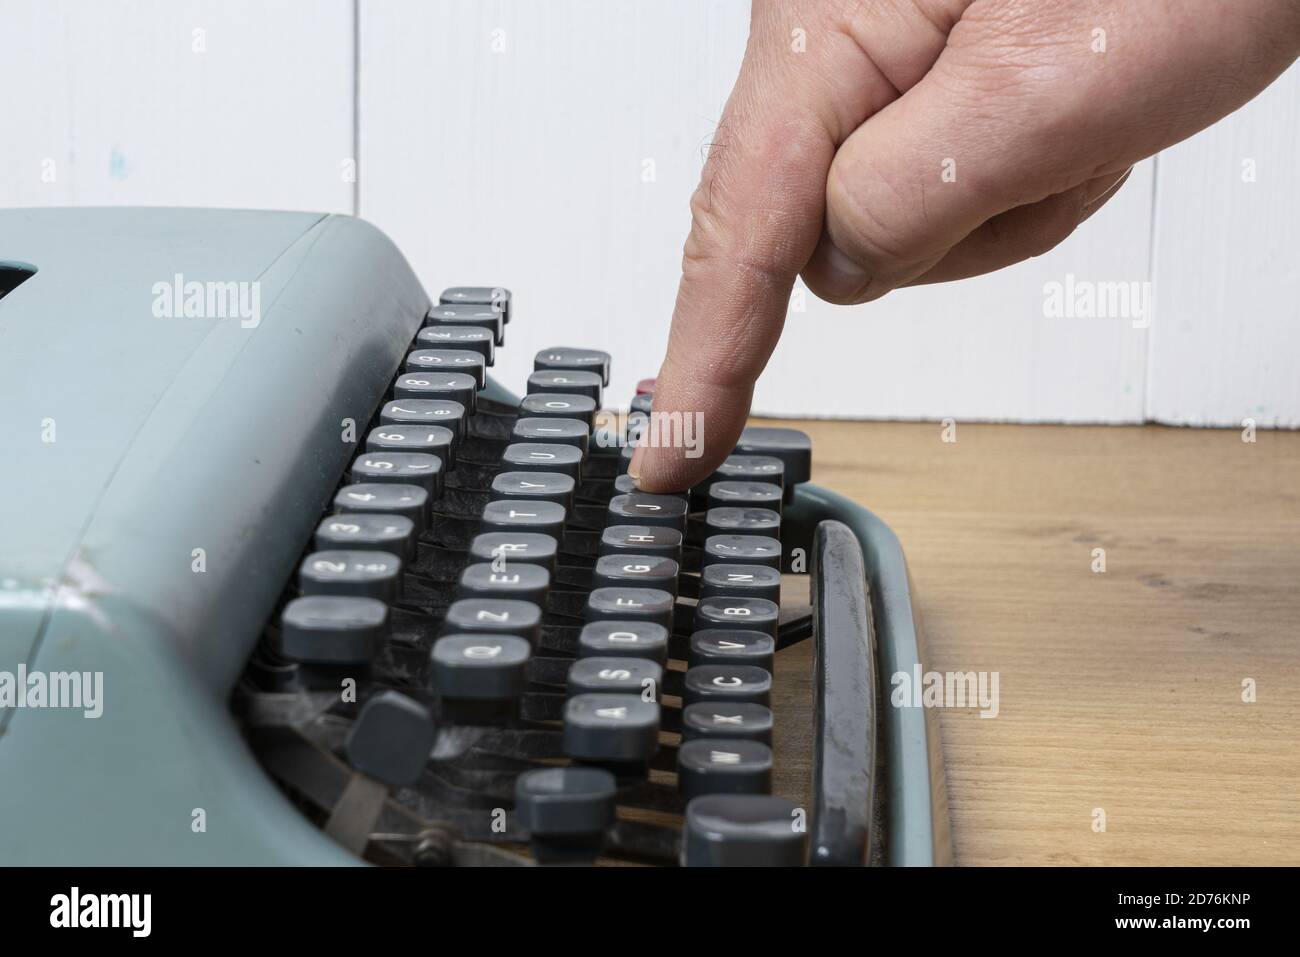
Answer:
[809,519,878,865]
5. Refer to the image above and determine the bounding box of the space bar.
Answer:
[809,519,879,865]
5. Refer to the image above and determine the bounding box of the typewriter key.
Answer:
[694,596,779,639]
[607,492,689,531]
[518,392,597,428]
[490,471,575,511]
[585,586,675,631]
[566,657,663,700]
[439,285,511,324]
[415,325,494,365]
[315,513,415,561]
[699,563,781,605]
[441,598,543,648]
[677,738,773,799]
[458,562,550,608]
[406,348,486,389]
[682,664,773,707]
[688,629,776,672]
[425,302,503,345]
[278,595,388,665]
[350,451,443,497]
[680,702,774,745]
[527,369,602,405]
[334,483,429,534]
[343,691,436,788]
[501,443,583,481]
[298,550,402,604]
[511,416,589,453]
[533,347,611,387]
[563,694,660,766]
[576,621,670,665]
[681,795,806,867]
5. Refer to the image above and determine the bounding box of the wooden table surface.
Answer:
[763,418,1300,866]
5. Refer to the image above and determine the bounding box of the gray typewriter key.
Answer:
[607,492,689,532]
[343,691,436,788]
[585,586,674,630]
[682,795,806,867]
[279,595,388,664]
[613,473,687,497]
[468,532,558,573]
[440,285,511,324]
[567,657,663,700]
[406,349,485,390]
[705,506,781,538]
[515,767,617,861]
[426,302,503,345]
[534,347,611,387]
[702,534,782,571]
[511,416,589,452]
[334,483,429,533]
[441,598,542,647]
[527,369,602,405]
[735,427,811,486]
[381,399,466,442]
[458,562,550,607]
[491,470,575,511]
[677,739,773,799]
[351,451,444,497]
[681,702,774,745]
[599,525,682,563]
[714,454,784,490]
[563,694,660,764]
[393,371,477,413]
[689,629,776,672]
[299,550,402,603]
[700,563,782,605]
[592,554,679,597]
[683,664,772,707]
[501,443,583,481]
[315,513,416,561]
[480,499,567,541]
[431,634,531,701]
[707,480,783,514]
[518,392,597,428]
[416,325,495,365]
[694,596,779,639]
[365,425,455,466]
[577,621,670,665]
[630,393,653,415]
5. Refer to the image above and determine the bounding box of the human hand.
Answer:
[633,0,1300,491]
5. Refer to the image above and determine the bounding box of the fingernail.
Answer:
[824,242,870,297]
[628,445,645,482]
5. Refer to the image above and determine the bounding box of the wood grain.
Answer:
[767,417,1300,865]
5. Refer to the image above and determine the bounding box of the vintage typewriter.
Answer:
[0,208,950,866]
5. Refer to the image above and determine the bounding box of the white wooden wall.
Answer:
[3,0,1296,426]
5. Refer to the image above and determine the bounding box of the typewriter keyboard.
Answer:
[236,287,879,867]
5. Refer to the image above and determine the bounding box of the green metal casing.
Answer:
[0,209,948,865]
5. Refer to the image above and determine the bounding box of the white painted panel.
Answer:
[1146,63,1300,429]
[0,0,353,213]
[759,163,1154,424]
[360,0,1154,421]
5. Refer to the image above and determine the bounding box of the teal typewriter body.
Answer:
[0,208,950,866]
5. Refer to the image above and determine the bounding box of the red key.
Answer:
[635,378,657,396]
